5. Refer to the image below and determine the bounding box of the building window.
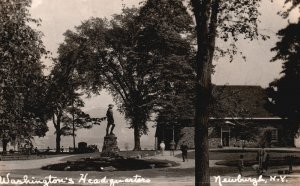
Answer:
[271,129,278,141]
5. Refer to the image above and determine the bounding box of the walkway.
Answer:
[145,150,225,168]
[0,155,75,170]
[144,150,300,186]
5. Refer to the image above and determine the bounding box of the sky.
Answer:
[28,0,299,149]
[29,0,299,88]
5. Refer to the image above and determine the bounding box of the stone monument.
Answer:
[101,134,120,157]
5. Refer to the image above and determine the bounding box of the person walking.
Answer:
[238,154,244,176]
[258,145,267,174]
[180,142,188,162]
[160,141,165,156]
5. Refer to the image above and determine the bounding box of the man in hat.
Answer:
[106,104,115,135]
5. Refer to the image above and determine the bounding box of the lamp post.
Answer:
[170,124,176,156]
[172,124,175,142]
[72,100,76,151]
[70,75,76,152]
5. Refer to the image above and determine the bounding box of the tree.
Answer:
[60,98,105,149]
[46,60,75,153]
[0,0,48,152]
[277,0,300,18]
[58,1,194,150]
[266,0,300,145]
[46,51,104,153]
[154,78,195,147]
[266,19,300,143]
[189,0,300,185]
[189,0,267,185]
[132,0,195,149]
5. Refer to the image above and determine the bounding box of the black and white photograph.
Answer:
[0,0,300,185]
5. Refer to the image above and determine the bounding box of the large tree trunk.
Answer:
[56,130,61,153]
[54,113,62,153]
[191,0,217,185]
[195,69,211,186]
[133,125,141,151]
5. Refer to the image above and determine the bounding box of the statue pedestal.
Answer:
[101,134,120,157]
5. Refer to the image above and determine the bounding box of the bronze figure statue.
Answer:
[106,104,115,135]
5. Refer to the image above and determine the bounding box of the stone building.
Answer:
[155,85,295,149]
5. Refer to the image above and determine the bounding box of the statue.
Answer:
[106,104,115,136]
[101,104,119,157]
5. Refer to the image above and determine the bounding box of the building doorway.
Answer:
[222,131,230,147]
[221,127,230,147]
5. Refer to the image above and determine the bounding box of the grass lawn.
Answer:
[179,150,300,160]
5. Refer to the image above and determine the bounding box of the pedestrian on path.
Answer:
[160,141,165,156]
[180,142,188,162]
[257,145,267,174]
[238,154,244,176]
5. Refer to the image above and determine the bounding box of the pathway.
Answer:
[145,150,224,168]
[1,150,300,186]
[0,155,75,170]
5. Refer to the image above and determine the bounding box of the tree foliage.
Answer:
[46,51,104,152]
[266,19,300,138]
[189,0,267,185]
[60,99,106,136]
[189,0,300,184]
[0,0,48,151]
[276,0,300,18]
[58,0,194,150]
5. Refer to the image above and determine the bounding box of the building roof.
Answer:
[155,85,279,137]
[155,85,278,133]
[211,85,274,118]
